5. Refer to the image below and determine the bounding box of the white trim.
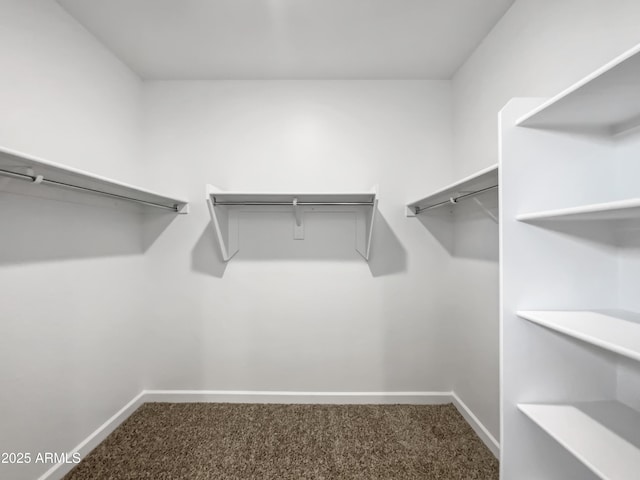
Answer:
[452,392,500,458]
[37,391,146,480]
[143,389,452,405]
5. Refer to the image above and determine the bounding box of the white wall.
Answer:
[8,2,639,473]
[453,0,640,177]
[139,81,457,394]
[450,0,640,442]
[0,1,147,479]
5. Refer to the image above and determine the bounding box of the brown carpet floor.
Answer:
[63,403,498,479]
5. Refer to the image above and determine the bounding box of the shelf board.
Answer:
[206,185,378,261]
[210,191,376,205]
[406,164,498,216]
[0,145,188,213]
[516,43,640,134]
[519,402,640,480]
[516,198,640,223]
[517,310,640,362]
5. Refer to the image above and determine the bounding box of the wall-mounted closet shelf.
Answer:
[518,310,640,362]
[0,146,189,213]
[516,43,640,135]
[406,164,498,216]
[516,198,640,223]
[519,402,640,480]
[206,185,378,261]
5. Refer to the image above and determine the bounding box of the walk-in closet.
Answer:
[2,1,640,479]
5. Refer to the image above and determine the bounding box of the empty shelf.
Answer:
[519,402,640,480]
[516,198,640,223]
[0,146,188,213]
[517,310,640,362]
[516,44,640,135]
[406,164,498,215]
[210,191,376,206]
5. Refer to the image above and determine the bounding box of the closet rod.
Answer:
[0,167,181,212]
[414,184,498,214]
[213,201,375,206]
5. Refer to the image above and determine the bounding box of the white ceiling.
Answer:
[57,0,514,80]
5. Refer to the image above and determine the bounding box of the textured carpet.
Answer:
[63,403,498,479]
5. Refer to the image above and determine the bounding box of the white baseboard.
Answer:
[451,392,500,458]
[143,389,452,405]
[39,389,498,479]
[38,391,146,480]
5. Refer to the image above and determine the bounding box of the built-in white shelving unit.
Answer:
[206,185,378,261]
[519,402,640,480]
[406,164,498,217]
[517,311,640,362]
[0,146,189,213]
[501,42,640,480]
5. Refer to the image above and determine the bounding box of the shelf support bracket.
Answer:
[293,197,304,239]
[355,185,378,260]
[472,197,498,223]
[176,203,190,214]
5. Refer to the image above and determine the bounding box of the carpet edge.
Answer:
[39,389,500,479]
[451,391,500,458]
